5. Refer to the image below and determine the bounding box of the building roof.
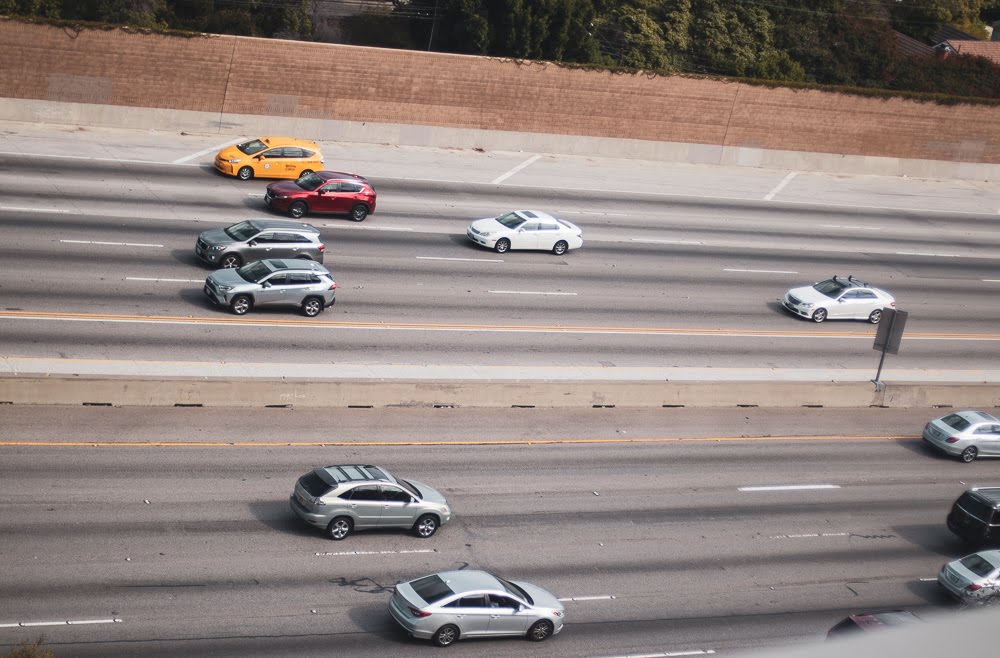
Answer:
[894,31,934,57]
[932,24,979,45]
[943,39,1000,65]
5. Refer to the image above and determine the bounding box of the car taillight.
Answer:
[318,244,325,252]
[329,283,337,290]
[890,301,896,308]
[967,584,982,591]
[945,437,960,444]
[408,607,431,618]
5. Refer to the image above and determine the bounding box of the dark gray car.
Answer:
[195,219,324,268]
[204,258,336,316]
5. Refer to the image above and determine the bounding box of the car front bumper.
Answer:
[466,228,497,248]
[214,159,234,176]
[781,299,814,319]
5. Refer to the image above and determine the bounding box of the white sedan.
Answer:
[466,210,583,255]
[782,275,895,324]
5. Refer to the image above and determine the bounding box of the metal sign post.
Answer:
[872,308,907,391]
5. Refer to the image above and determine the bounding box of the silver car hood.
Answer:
[207,267,252,288]
[199,227,236,246]
[406,479,448,505]
[513,581,563,611]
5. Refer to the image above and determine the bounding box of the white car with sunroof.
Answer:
[466,210,583,255]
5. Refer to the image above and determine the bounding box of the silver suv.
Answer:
[195,219,324,268]
[290,464,451,540]
[204,258,336,317]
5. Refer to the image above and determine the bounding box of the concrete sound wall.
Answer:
[2,18,1000,177]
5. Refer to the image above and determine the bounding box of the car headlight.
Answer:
[227,158,242,164]
[478,231,491,237]
[210,245,226,251]
[218,285,234,292]
[800,302,814,308]
[273,194,289,199]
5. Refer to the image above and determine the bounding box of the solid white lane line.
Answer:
[919,578,938,582]
[0,206,68,214]
[60,240,163,248]
[315,549,436,557]
[491,154,542,185]
[172,137,245,164]
[631,238,704,245]
[323,224,413,232]
[821,224,882,231]
[983,279,1000,282]
[488,290,578,296]
[417,256,504,263]
[763,171,798,201]
[247,192,265,198]
[0,151,192,166]
[125,277,203,283]
[559,210,628,217]
[724,268,798,274]
[896,251,961,258]
[0,618,121,628]
[557,595,616,601]
[739,484,840,492]
[771,532,848,539]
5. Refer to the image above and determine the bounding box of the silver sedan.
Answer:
[389,570,564,647]
[938,550,1000,603]
[922,410,1000,463]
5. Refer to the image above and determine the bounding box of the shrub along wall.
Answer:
[1,18,998,164]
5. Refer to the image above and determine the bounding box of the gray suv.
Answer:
[290,464,451,540]
[195,219,324,268]
[204,258,336,317]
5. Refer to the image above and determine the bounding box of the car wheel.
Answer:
[432,624,459,647]
[350,204,369,222]
[301,297,324,317]
[326,516,353,540]
[220,253,242,269]
[229,295,252,316]
[299,169,313,177]
[527,620,554,642]
[288,201,308,219]
[552,240,569,255]
[414,514,438,539]
[961,446,978,463]
[494,238,511,254]
[868,309,883,324]
[812,308,827,323]
[237,166,254,181]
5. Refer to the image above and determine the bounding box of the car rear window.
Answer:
[960,553,998,577]
[410,575,454,604]
[299,471,333,497]
[957,493,995,522]
[942,414,972,431]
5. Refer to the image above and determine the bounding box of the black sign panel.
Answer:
[873,308,907,355]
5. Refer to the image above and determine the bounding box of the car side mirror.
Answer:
[317,189,325,195]
[248,240,257,246]
[518,228,525,232]
[261,281,271,288]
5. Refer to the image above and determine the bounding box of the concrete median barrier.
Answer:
[1,376,997,408]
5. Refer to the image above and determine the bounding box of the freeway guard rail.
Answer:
[1,376,997,408]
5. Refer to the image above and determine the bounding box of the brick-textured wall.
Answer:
[2,19,998,163]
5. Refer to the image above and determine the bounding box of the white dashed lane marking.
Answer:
[126,277,203,283]
[724,268,798,274]
[417,256,504,263]
[60,240,163,248]
[739,484,840,492]
[0,618,122,629]
[763,171,798,201]
[315,549,436,557]
[0,206,68,214]
[557,595,616,602]
[770,532,848,539]
[488,290,578,296]
[594,650,715,658]
[821,224,882,231]
[631,238,704,246]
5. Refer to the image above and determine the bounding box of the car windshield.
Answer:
[235,261,271,284]
[225,221,258,241]
[942,414,972,431]
[410,575,454,604]
[960,553,998,578]
[236,139,269,155]
[812,279,850,299]
[296,172,324,190]
[495,212,526,229]
[495,576,532,605]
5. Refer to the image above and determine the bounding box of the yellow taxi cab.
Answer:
[214,137,325,181]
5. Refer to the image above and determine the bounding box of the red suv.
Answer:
[265,171,377,222]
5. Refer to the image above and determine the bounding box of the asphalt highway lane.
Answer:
[0,406,993,656]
